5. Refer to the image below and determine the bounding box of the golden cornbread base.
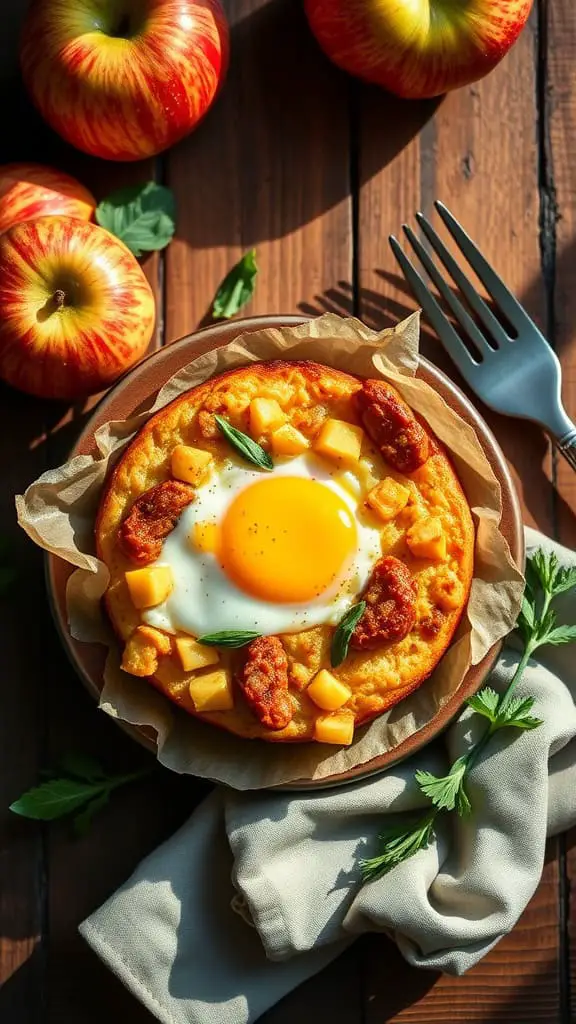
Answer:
[16,313,524,789]
[97,360,475,742]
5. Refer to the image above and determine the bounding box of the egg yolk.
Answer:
[220,476,357,603]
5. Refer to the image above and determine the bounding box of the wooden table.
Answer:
[1,2,575,1022]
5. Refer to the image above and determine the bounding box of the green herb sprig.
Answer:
[198,630,261,648]
[212,249,258,319]
[331,602,366,667]
[9,752,152,835]
[215,415,273,471]
[360,549,576,883]
[96,181,176,257]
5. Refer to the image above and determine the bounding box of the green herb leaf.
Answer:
[73,791,110,836]
[496,695,542,730]
[212,249,258,319]
[542,624,576,645]
[415,756,471,815]
[529,548,559,594]
[215,415,273,471]
[330,602,366,668]
[551,565,576,596]
[96,181,176,258]
[360,811,436,882]
[198,630,262,648]
[467,686,500,723]
[9,778,102,821]
[58,751,106,783]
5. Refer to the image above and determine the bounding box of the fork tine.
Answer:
[435,201,537,332]
[402,224,493,357]
[388,235,478,380]
[415,212,509,346]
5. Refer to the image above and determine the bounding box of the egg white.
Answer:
[142,452,383,638]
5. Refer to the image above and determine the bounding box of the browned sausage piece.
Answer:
[351,556,417,650]
[119,480,196,565]
[240,636,293,730]
[356,379,429,473]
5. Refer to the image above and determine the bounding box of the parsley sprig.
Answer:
[361,548,576,883]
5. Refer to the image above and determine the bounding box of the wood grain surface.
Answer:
[1,0,575,1022]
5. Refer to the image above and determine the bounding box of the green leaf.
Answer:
[215,415,273,471]
[467,686,500,723]
[58,751,106,783]
[495,695,543,731]
[96,181,176,258]
[198,630,261,648]
[542,624,576,646]
[330,602,367,668]
[73,790,110,836]
[9,778,102,821]
[360,811,436,882]
[528,549,559,595]
[416,756,470,815]
[552,565,576,596]
[212,249,258,319]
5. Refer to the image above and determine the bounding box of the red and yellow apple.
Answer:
[20,0,229,162]
[0,163,95,235]
[304,0,534,99]
[0,216,155,400]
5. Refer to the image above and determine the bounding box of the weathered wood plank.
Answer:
[164,0,351,338]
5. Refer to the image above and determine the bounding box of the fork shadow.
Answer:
[300,264,576,537]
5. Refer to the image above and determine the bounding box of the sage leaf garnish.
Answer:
[331,602,366,667]
[198,630,262,648]
[215,415,273,471]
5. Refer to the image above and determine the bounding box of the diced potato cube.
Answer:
[189,668,234,712]
[125,566,173,609]
[192,520,220,554]
[270,423,309,456]
[367,478,411,522]
[314,419,364,463]
[314,711,355,746]
[250,397,287,435]
[171,444,213,486]
[307,669,352,711]
[121,625,172,677]
[175,636,220,672]
[406,517,447,561]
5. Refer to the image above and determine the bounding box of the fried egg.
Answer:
[142,452,382,637]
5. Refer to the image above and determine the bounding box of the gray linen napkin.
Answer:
[80,528,576,1023]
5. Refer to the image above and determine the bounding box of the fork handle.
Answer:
[556,428,576,472]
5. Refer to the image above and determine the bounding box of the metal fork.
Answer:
[389,201,576,470]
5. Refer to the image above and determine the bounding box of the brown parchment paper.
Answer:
[16,313,524,789]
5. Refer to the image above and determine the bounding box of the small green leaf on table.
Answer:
[212,248,258,319]
[96,181,176,257]
[9,753,153,834]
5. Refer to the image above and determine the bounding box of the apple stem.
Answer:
[53,289,66,309]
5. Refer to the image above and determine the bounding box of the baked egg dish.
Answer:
[96,360,474,745]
